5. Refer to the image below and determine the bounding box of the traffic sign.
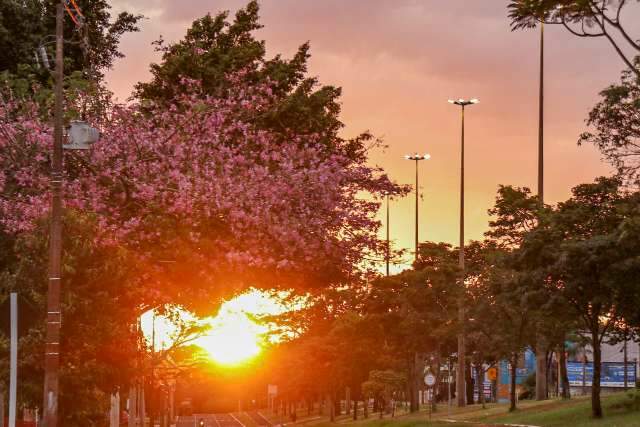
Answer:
[424,373,436,387]
[487,367,497,381]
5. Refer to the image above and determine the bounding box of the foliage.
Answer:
[579,56,640,183]
[361,370,406,399]
[0,213,142,425]
[508,0,640,76]
[0,0,141,80]
[0,76,402,312]
[515,177,640,417]
[134,1,368,162]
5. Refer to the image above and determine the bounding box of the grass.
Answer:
[300,392,640,427]
[474,392,640,426]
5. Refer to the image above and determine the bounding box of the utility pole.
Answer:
[43,3,64,426]
[448,98,478,407]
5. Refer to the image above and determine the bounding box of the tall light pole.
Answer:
[535,20,548,402]
[538,22,544,206]
[448,98,479,407]
[404,154,430,263]
[385,194,390,276]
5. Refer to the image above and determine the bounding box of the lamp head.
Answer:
[448,98,479,106]
[405,153,431,161]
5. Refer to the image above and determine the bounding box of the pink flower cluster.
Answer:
[0,78,401,284]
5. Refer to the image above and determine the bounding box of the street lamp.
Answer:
[404,153,430,263]
[385,193,390,276]
[448,97,478,407]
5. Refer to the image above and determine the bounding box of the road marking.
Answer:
[230,413,245,427]
[256,411,272,425]
[442,420,540,427]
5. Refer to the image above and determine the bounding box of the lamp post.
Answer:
[535,19,549,403]
[404,154,430,263]
[448,98,479,407]
[538,22,544,206]
[385,194,390,276]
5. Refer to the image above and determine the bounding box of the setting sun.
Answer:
[141,289,295,366]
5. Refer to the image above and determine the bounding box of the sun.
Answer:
[193,310,263,365]
[141,289,295,366]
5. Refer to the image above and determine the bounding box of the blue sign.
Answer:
[567,362,636,387]
[498,360,532,386]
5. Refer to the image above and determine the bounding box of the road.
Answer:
[177,413,246,427]
[245,411,272,426]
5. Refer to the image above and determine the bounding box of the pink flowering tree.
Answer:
[0,75,406,310]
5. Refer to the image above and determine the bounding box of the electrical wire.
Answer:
[64,0,84,28]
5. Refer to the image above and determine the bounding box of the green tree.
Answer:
[0,214,142,425]
[134,1,367,159]
[368,243,459,412]
[485,185,558,402]
[0,0,141,80]
[517,177,640,418]
[508,0,640,76]
[579,56,640,182]
[465,240,533,411]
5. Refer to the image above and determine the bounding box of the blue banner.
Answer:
[567,362,636,387]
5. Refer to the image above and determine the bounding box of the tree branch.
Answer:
[592,11,640,78]
[590,0,640,51]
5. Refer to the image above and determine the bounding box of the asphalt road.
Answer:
[176,413,246,427]
[245,411,272,426]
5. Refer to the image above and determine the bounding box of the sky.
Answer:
[105,0,637,271]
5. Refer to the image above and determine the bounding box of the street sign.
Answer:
[424,373,436,387]
[267,384,278,396]
[487,367,497,381]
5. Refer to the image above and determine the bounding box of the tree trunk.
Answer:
[535,339,548,400]
[476,362,486,409]
[465,359,474,405]
[345,387,351,415]
[334,392,341,416]
[434,349,441,412]
[623,330,629,390]
[408,354,419,412]
[546,351,553,397]
[353,400,358,421]
[591,330,603,418]
[559,342,570,399]
[1,391,5,427]
[509,353,518,412]
[364,398,368,419]
[328,394,335,422]
[128,385,137,427]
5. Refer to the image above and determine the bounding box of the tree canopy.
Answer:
[579,56,640,182]
[508,0,640,77]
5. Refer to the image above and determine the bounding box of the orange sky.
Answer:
[106,1,638,272]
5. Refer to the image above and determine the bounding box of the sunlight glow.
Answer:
[141,289,300,366]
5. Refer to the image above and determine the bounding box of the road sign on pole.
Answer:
[9,293,17,427]
[424,373,436,387]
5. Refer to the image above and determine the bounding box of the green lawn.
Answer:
[473,392,640,427]
[305,392,640,427]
